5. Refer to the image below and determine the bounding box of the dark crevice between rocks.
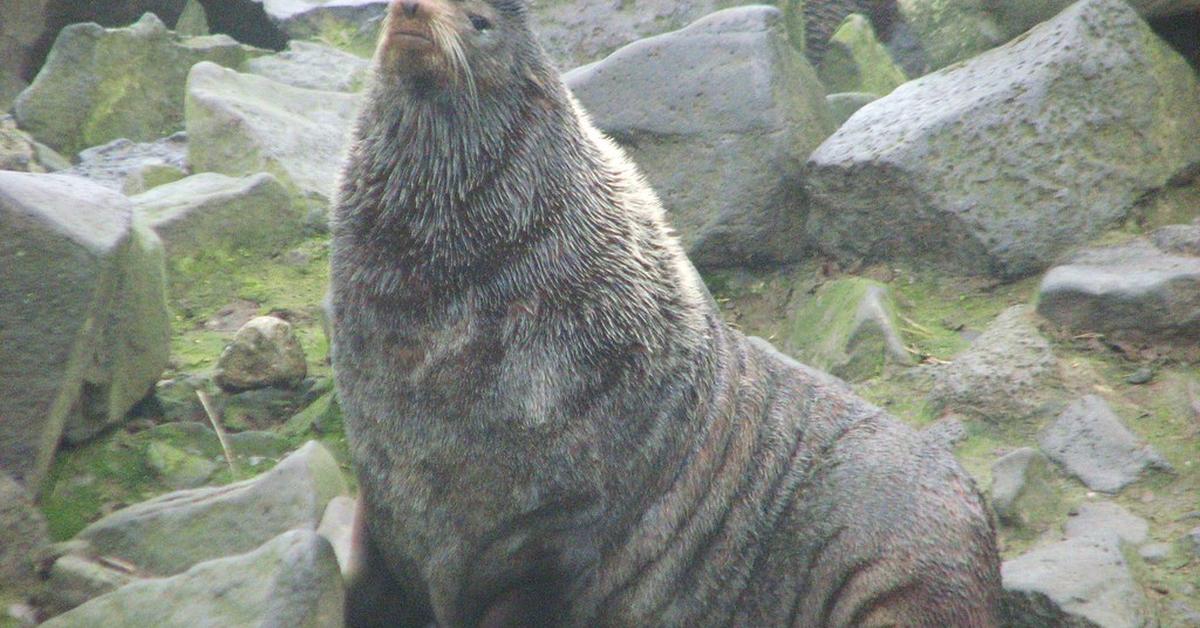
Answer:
[197,0,289,52]
[1149,11,1200,72]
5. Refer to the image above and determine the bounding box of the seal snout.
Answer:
[398,1,419,18]
[385,0,436,48]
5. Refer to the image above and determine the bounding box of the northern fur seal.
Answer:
[330,1,1003,625]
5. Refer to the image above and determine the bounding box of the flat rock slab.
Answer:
[61,133,188,191]
[567,6,834,269]
[806,0,1200,278]
[133,171,299,260]
[73,441,347,578]
[0,172,169,490]
[1064,501,1149,546]
[243,40,370,92]
[13,13,265,156]
[1039,395,1170,493]
[185,61,360,212]
[1003,534,1148,628]
[1038,229,1200,356]
[41,529,343,628]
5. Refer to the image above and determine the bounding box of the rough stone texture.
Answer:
[1064,501,1149,546]
[989,447,1058,527]
[1037,231,1200,357]
[566,7,834,269]
[73,441,347,578]
[1,115,54,174]
[1039,395,1171,493]
[0,0,49,111]
[806,0,1200,279]
[921,415,969,450]
[0,172,169,491]
[132,172,299,260]
[13,13,266,156]
[928,306,1060,422]
[896,0,1005,70]
[1003,534,1148,628]
[818,14,908,95]
[0,472,50,593]
[61,134,189,191]
[185,61,360,212]
[243,40,369,92]
[214,316,308,393]
[41,529,344,628]
[784,277,912,381]
[825,91,880,127]
[41,554,140,617]
[985,0,1200,39]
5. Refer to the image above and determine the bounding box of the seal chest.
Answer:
[331,1,1003,626]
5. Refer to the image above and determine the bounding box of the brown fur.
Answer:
[330,1,1002,626]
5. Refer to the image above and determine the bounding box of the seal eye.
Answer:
[468,14,491,31]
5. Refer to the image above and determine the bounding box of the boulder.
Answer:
[0,172,169,491]
[214,316,308,393]
[817,14,907,95]
[985,0,1200,39]
[41,529,343,628]
[13,13,266,156]
[0,0,49,111]
[316,495,355,574]
[73,441,347,578]
[132,172,299,260]
[825,91,879,127]
[895,0,1005,70]
[1039,395,1171,493]
[61,133,189,191]
[243,40,370,92]
[928,306,1060,422]
[567,6,834,269]
[255,0,387,57]
[0,472,50,593]
[1064,501,1149,546]
[1003,533,1148,628]
[185,61,360,212]
[784,277,912,381]
[806,0,1200,278]
[989,447,1058,527]
[1037,229,1200,357]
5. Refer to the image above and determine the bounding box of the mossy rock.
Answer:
[818,14,907,95]
[785,277,911,381]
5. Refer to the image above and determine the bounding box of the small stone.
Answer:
[1039,395,1171,493]
[1138,542,1171,564]
[1186,526,1200,557]
[1125,367,1154,385]
[922,416,968,450]
[214,316,307,393]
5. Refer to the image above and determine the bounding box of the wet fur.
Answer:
[331,1,1003,625]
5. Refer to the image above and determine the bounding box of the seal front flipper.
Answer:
[344,497,435,628]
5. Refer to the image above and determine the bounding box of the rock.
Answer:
[40,555,139,617]
[283,388,343,437]
[1171,601,1200,627]
[817,14,907,95]
[61,134,189,191]
[41,529,344,628]
[185,62,360,212]
[1003,534,1148,628]
[806,0,1200,279]
[1125,367,1154,385]
[220,379,325,430]
[0,172,170,490]
[255,0,387,57]
[0,0,49,111]
[1187,526,1200,557]
[243,40,369,92]
[14,14,266,156]
[73,441,346,578]
[1138,542,1171,564]
[1,116,53,173]
[119,163,188,195]
[1037,232,1200,357]
[1064,501,1150,545]
[784,277,912,381]
[825,91,879,127]
[132,172,299,261]
[789,0,897,65]
[928,306,1060,422]
[985,0,1200,39]
[0,472,50,593]
[1039,395,1171,493]
[145,441,219,489]
[174,0,209,36]
[567,6,834,269]
[989,447,1058,527]
[213,316,308,393]
[895,0,1005,70]
[316,495,355,574]
[922,416,969,450]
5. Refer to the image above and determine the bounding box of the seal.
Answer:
[330,1,1003,626]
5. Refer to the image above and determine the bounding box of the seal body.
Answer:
[331,1,1002,626]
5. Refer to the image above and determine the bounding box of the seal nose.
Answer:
[400,1,419,17]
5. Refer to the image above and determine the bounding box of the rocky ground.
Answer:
[1,0,1199,626]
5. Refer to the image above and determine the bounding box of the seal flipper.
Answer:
[344,497,435,628]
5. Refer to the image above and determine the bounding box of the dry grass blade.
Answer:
[197,389,239,476]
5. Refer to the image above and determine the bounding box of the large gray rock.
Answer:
[0,472,49,593]
[806,0,1200,279]
[1039,395,1170,493]
[928,306,1060,422]
[985,0,1200,39]
[1038,230,1200,356]
[73,441,346,578]
[243,40,370,92]
[185,61,360,212]
[0,172,169,491]
[132,172,299,260]
[41,529,343,628]
[60,133,189,191]
[567,6,834,269]
[13,13,266,156]
[1064,501,1149,546]
[1003,533,1148,628]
